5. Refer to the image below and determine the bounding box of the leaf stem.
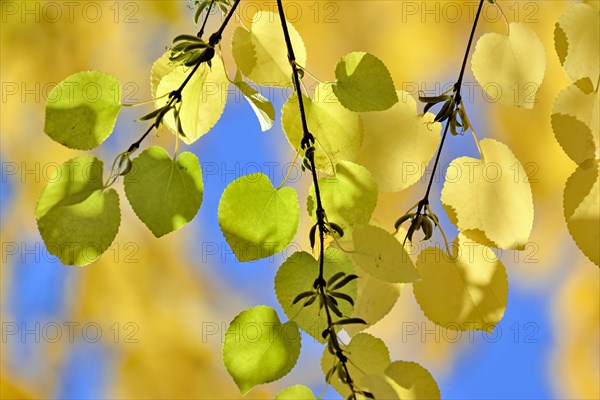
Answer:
[197,0,216,38]
[275,1,360,398]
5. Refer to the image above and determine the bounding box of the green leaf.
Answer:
[307,161,378,234]
[35,156,120,266]
[413,234,509,332]
[274,250,357,343]
[222,306,301,395]
[155,53,229,144]
[321,333,391,398]
[275,385,316,400]
[123,146,203,238]
[471,22,546,109]
[44,71,121,150]
[231,11,306,87]
[218,173,299,262]
[332,52,398,112]
[357,91,441,193]
[233,70,275,131]
[352,225,419,283]
[282,83,364,172]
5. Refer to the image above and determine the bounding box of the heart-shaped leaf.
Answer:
[218,173,299,262]
[124,146,203,237]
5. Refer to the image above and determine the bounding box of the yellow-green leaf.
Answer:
[471,22,546,109]
[150,51,175,97]
[358,91,441,193]
[275,385,315,400]
[555,3,600,91]
[441,138,534,250]
[233,70,275,131]
[218,173,299,262]
[307,161,378,233]
[35,156,120,266]
[222,306,301,395]
[44,71,121,150]
[124,146,203,238]
[155,54,228,144]
[332,52,398,112]
[231,11,306,87]
[564,160,599,267]
[274,250,356,343]
[321,333,390,398]
[551,84,599,164]
[352,225,419,283]
[413,234,509,332]
[282,83,363,172]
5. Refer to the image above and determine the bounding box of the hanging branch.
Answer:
[125,0,240,155]
[274,1,370,399]
[396,0,485,249]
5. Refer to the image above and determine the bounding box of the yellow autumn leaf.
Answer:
[551,84,600,164]
[384,361,440,400]
[231,11,306,87]
[361,361,440,400]
[321,333,390,398]
[413,234,509,332]
[441,138,534,250]
[345,269,401,336]
[471,22,546,109]
[554,3,600,91]
[357,91,441,193]
[563,160,600,266]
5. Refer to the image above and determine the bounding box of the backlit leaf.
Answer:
[275,385,315,400]
[231,11,306,87]
[441,138,534,250]
[44,71,121,150]
[321,333,390,398]
[357,91,441,193]
[307,161,378,233]
[332,52,398,112]
[233,70,275,131]
[352,225,419,283]
[282,83,363,172]
[413,234,508,332]
[218,173,299,262]
[222,306,301,395]
[35,156,120,266]
[155,54,228,144]
[471,23,546,108]
[275,250,356,343]
[345,271,400,336]
[124,146,203,238]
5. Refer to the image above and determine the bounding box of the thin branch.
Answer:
[275,1,361,398]
[124,0,241,155]
[197,0,216,38]
[403,0,485,247]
